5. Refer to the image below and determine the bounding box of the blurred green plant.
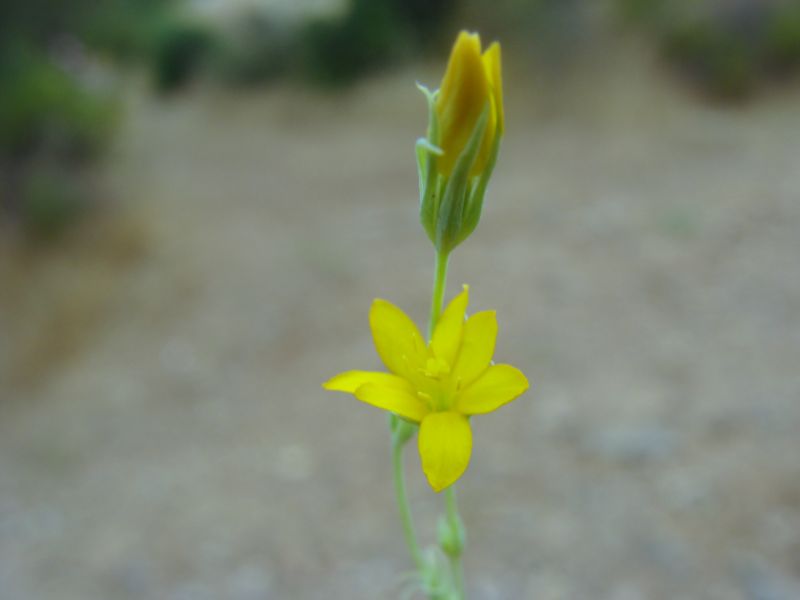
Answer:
[616,0,666,25]
[17,162,90,238]
[662,13,760,98]
[301,0,406,86]
[212,11,296,86]
[0,48,117,158]
[300,0,458,86]
[88,0,460,90]
[150,17,217,92]
[82,0,217,93]
[619,0,800,99]
[0,48,118,237]
[764,3,800,73]
[0,0,122,237]
[81,0,174,63]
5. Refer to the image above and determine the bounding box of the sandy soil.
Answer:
[1,51,800,599]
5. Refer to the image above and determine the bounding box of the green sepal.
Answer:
[417,83,442,243]
[452,129,501,248]
[434,105,489,254]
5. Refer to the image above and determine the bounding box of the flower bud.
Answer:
[436,31,502,178]
[437,513,466,558]
[417,31,504,255]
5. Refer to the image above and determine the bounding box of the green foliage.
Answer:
[0,0,123,235]
[390,0,459,47]
[0,0,87,46]
[17,162,89,238]
[212,12,295,86]
[300,0,458,87]
[301,0,407,86]
[662,16,760,99]
[0,49,118,158]
[765,3,800,72]
[616,0,665,25]
[82,1,220,93]
[620,0,800,99]
[0,50,117,236]
[81,0,174,63]
[150,18,217,92]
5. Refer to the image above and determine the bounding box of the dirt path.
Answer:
[1,54,800,599]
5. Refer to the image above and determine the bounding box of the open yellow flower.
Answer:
[323,286,529,492]
[435,31,504,178]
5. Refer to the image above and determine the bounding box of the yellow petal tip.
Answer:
[430,481,449,493]
[424,470,459,493]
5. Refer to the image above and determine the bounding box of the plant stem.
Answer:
[390,249,449,585]
[427,250,467,598]
[428,250,450,339]
[392,248,467,597]
[392,428,424,572]
[445,486,466,598]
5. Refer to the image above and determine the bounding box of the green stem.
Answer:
[445,486,466,598]
[428,250,450,339]
[392,429,424,572]
[392,248,467,598]
[427,250,467,598]
[390,249,449,584]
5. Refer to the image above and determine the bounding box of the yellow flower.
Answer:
[435,31,504,178]
[323,286,529,492]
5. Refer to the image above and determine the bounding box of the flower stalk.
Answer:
[428,250,450,339]
[322,29,528,600]
[390,415,424,572]
[442,486,466,597]
[428,250,467,599]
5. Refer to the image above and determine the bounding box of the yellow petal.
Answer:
[456,364,528,415]
[355,383,429,423]
[450,310,497,388]
[418,411,472,492]
[323,370,413,394]
[430,285,469,365]
[482,42,503,136]
[369,299,428,380]
[436,31,495,177]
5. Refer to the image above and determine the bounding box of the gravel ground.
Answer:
[1,50,800,599]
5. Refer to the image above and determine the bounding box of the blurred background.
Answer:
[1,0,800,598]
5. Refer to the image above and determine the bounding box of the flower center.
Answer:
[423,356,450,379]
[415,356,456,411]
